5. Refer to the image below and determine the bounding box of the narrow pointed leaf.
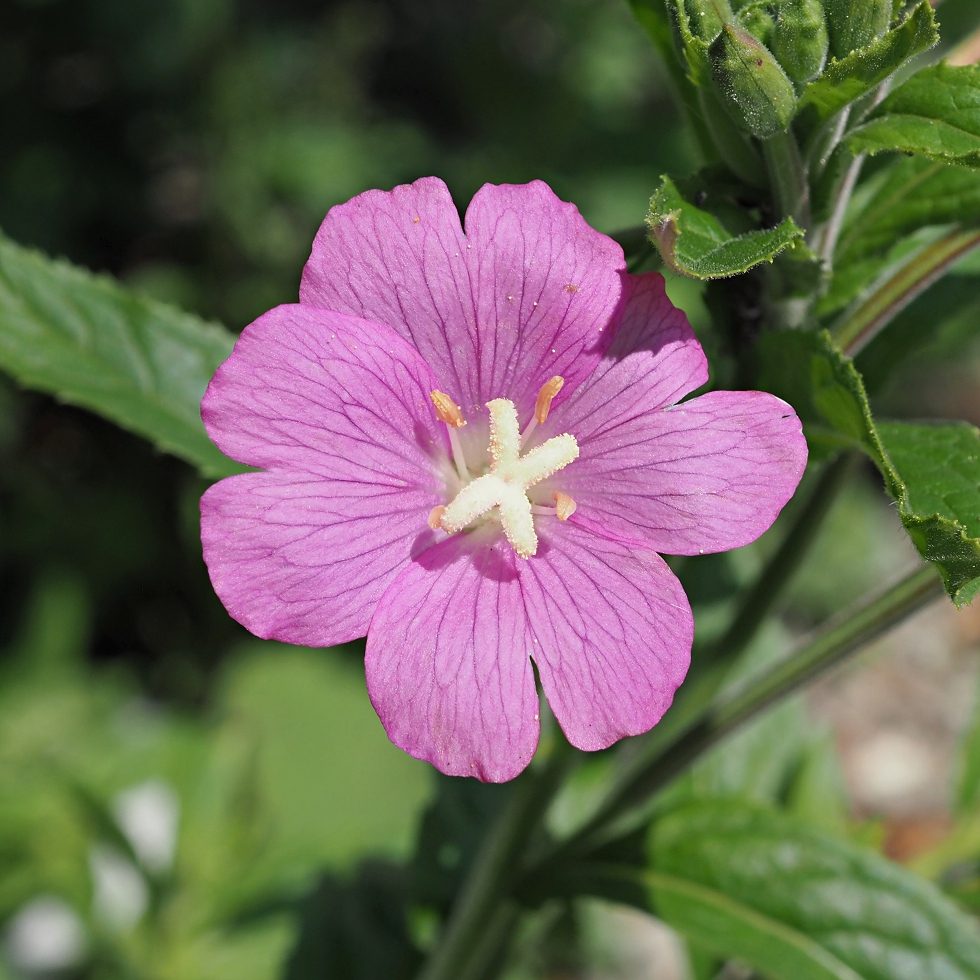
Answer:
[649,802,980,980]
[849,62,980,167]
[648,175,804,279]
[797,1,937,123]
[0,232,240,478]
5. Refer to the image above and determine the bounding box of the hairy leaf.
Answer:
[798,1,937,123]
[649,802,980,980]
[0,232,240,478]
[849,62,980,167]
[877,421,980,607]
[755,331,980,604]
[647,175,804,278]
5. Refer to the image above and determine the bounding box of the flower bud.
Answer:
[709,23,797,139]
[824,0,892,59]
[740,5,774,49]
[681,0,734,42]
[772,0,828,83]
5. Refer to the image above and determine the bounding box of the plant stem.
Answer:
[700,453,854,670]
[762,131,810,227]
[418,739,574,980]
[545,564,942,859]
[817,153,864,266]
[832,228,980,356]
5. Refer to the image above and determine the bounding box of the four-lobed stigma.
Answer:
[428,379,578,558]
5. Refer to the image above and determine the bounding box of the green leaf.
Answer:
[855,272,980,392]
[754,331,980,604]
[649,802,980,980]
[647,175,804,279]
[797,1,937,123]
[876,421,980,607]
[0,231,240,478]
[849,62,980,168]
[836,157,980,263]
[753,329,896,476]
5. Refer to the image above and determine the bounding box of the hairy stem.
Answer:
[818,153,864,266]
[418,740,574,980]
[762,131,810,227]
[832,228,980,357]
[542,564,942,860]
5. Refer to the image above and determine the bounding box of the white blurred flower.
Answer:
[89,845,148,932]
[113,778,179,874]
[4,896,86,974]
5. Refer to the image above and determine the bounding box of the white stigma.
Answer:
[438,398,579,558]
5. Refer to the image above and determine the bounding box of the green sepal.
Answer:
[753,329,980,605]
[647,174,804,279]
[823,0,893,60]
[796,1,937,123]
[771,0,828,84]
[709,23,798,138]
[849,62,980,168]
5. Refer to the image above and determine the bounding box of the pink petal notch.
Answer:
[299,177,627,421]
[200,305,447,647]
[365,530,541,783]
[519,522,693,751]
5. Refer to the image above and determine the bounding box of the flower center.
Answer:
[428,380,579,559]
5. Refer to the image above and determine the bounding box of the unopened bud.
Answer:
[739,5,774,48]
[709,23,797,139]
[824,0,892,59]
[772,0,828,83]
[682,0,734,42]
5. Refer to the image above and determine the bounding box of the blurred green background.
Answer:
[2,0,980,977]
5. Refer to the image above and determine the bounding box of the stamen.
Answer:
[428,505,447,531]
[431,389,470,481]
[430,390,465,428]
[552,491,577,520]
[521,375,564,447]
[438,397,579,559]
[535,376,564,424]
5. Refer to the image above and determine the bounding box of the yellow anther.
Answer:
[428,505,447,530]
[552,491,577,521]
[534,376,564,425]
[430,390,465,428]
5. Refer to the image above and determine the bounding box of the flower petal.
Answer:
[519,521,693,751]
[365,530,540,782]
[202,472,440,646]
[202,303,448,476]
[299,177,627,419]
[559,389,808,555]
[589,271,708,411]
[200,305,447,645]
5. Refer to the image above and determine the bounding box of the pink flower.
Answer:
[200,178,807,782]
